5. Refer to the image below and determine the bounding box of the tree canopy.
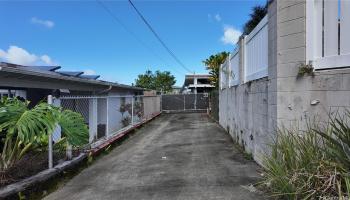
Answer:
[203,52,229,88]
[242,4,268,35]
[135,70,176,94]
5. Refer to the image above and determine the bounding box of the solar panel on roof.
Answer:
[79,75,100,80]
[58,71,84,77]
[28,66,61,71]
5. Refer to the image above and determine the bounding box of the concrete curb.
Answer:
[162,110,207,114]
[0,153,86,199]
[0,112,162,199]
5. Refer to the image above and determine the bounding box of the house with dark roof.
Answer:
[0,62,143,105]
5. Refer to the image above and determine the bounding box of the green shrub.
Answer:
[0,97,88,175]
[261,111,350,199]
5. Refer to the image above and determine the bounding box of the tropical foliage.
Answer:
[262,110,350,199]
[135,70,176,94]
[0,97,88,173]
[242,4,267,35]
[203,52,229,88]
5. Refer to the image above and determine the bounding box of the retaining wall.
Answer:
[219,0,350,165]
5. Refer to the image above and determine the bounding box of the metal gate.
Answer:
[161,93,209,112]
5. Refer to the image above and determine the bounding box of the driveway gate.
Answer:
[161,93,209,112]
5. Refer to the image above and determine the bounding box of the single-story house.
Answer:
[0,62,145,141]
[0,62,143,106]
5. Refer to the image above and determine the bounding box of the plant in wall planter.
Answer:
[297,61,314,77]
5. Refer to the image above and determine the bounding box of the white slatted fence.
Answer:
[229,48,240,87]
[307,0,350,69]
[244,15,268,82]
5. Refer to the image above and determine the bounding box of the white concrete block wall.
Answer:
[219,78,270,164]
[219,0,279,165]
[275,0,350,129]
[219,0,350,165]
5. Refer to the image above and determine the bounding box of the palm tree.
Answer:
[0,98,88,173]
[203,52,229,88]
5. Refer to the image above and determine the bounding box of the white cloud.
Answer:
[0,46,55,65]
[214,14,221,22]
[40,55,54,65]
[31,17,54,28]
[221,26,242,45]
[83,69,96,75]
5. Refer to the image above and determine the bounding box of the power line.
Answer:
[96,0,186,76]
[127,0,193,74]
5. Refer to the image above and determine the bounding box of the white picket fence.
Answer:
[307,0,350,69]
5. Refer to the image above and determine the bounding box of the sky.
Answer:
[0,0,266,86]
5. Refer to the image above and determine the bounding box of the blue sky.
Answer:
[0,0,266,86]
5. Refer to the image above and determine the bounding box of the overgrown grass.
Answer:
[261,110,350,199]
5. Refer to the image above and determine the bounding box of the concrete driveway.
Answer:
[44,113,264,200]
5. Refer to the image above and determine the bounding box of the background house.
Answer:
[181,74,214,94]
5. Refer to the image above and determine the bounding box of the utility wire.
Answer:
[128,0,193,74]
[96,0,186,76]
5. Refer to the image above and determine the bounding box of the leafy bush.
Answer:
[0,97,88,175]
[261,111,350,199]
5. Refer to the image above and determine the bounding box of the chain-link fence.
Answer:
[161,93,209,112]
[49,95,161,168]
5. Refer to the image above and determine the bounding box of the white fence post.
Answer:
[194,93,197,110]
[88,98,98,142]
[106,97,109,137]
[160,95,162,113]
[183,95,186,111]
[131,97,134,125]
[66,144,72,160]
[48,95,53,169]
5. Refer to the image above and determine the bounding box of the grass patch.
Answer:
[260,110,350,199]
[232,140,254,161]
[243,152,254,161]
